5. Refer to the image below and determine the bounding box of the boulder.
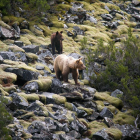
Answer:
[22,45,39,54]
[0,26,20,39]
[5,67,39,82]
[0,51,16,61]
[111,89,123,98]
[132,0,140,6]
[51,78,63,94]
[8,93,29,111]
[99,107,114,119]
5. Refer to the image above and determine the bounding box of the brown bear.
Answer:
[54,54,86,85]
[51,31,64,55]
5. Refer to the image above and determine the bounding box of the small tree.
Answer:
[80,37,88,50]
[85,28,140,108]
[0,96,13,139]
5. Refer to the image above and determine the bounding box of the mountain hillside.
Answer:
[0,0,140,139]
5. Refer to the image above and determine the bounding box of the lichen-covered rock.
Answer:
[99,107,114,119]
[51,78,63,94]
[5,67,39,82]
[113,111,135,125]
[52,94,66,104]
[22,45,39,54]
[8,93,29,111]
[94,92,123,109]
[0,26,20,39]
[92,128,122,140]
[23,77,52,92]
[115,124,140,140]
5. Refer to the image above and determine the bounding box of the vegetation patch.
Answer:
[113,111,135,125]
[94,92,123,109]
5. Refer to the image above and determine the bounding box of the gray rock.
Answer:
[14,41,23,47]
[99,107,114,118]
[22,45,39,54]
[111,89,123,98]
[73,26,85,35]
[24,81,39,92]
[41,92,56,104]
[132,0,140,6]
[92,129,114,140]
[0,55,4,63]
[20,20,29,29]
[87,112,99,121]
[51,78,63,94]
[104,117,114,127]
[9,93,29,110]
[36,65,45,70]
[5,67,39,82]
[67,130,81,139]
[0,51,16,61]
[115,124,140,140]
[0,26,20,39]
[101,14,113,21]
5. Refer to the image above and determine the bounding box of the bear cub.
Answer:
[51,31,64,55]
[54,54,86,85]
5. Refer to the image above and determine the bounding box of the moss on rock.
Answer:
[105,128,122,140]
[77,106,93,115]
[94,92,123,109]
[113,111,135,125]
[52,94,67,104]
[19,120,31,130]
[8,45,25,52]
[17,93,39,102]
[0,86,9,96]
[87,120,108,138]
[65,102,73,111]
[0,68,17,86]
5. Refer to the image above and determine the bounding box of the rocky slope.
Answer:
[0,0,140,139]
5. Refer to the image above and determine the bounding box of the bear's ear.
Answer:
[79,57,83,60]
[60,31,63,34]
[76,59,80,63]
[56,31,59,35]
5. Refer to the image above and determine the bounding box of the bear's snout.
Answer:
[83,65,86,70]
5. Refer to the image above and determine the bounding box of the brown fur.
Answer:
[54,54,86,85]
[51,31,64,55]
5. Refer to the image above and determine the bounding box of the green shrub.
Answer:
[80,36,88,50]
[0,0,50,15]
[0,96,13,139]
[85,28,140,108]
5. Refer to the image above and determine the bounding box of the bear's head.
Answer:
[76,58,86,70]
[56,31,64,41]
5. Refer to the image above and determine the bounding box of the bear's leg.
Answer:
[72,69,80,85]
[56,70,62,81]
[52,43,55,55]
[60,41,63,54]
[57,44,61,54]
[62,72,69,83]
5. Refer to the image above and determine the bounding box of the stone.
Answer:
[14,41,24,47]
[22,45,39,54]
[8,93,29,111]
[104,117,114,127]
[0,26,20,39]
[0,55,4,63]
[132,0,140,6]
[0,51,16,61]
[99,107,114,119]
[5,67,39,82]
[111,89,123,98]
[51,78,63,94]
[92,129,112,140]
[101,14,113,21]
